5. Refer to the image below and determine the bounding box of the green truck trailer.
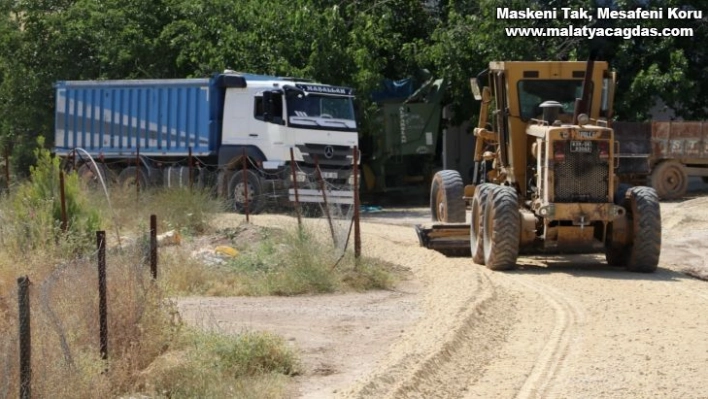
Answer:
[359,72,450,202]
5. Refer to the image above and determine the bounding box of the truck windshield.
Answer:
[517,80,591,121]
[285,90,357,131]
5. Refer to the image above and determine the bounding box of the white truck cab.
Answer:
[218,73,359,212]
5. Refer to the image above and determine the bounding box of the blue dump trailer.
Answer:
[53,73,359,213]
[55,78,217,157]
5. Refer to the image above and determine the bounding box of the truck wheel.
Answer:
[470,183,495,264]
[229,169,265,214]
[118,167,148,191]
[625,186,661,273]
[482,186,520,271]
[650,160,687,200]
[78,163,113,188]
[430,170,465,223]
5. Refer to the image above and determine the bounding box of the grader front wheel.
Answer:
[482,186,520,271]
[430,170,465,223]
[470,183,495,265]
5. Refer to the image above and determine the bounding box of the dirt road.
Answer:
[179,188,708,399]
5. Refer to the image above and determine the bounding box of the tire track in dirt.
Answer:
[341,219,584,399]
[387,272,513,399]
[500,274,584,399]
[339,223,522,399]
[348,270,520,399]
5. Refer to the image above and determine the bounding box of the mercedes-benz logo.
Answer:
[324,145,335,159]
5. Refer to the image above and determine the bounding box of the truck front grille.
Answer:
[553,141,609,203]
[296,143,353,168]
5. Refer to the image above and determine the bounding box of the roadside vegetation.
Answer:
[0,146,397,398]
[163,223,396,297]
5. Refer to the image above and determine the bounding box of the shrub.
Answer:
[3,137,100,253]
[138,329,299,399]
[163,223,398,297]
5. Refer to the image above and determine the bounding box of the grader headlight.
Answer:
[598,140,610,159]
[553,141,566,162]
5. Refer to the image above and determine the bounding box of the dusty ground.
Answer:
[177,178,708,399]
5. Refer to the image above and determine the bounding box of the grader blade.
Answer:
[414,223,471,257]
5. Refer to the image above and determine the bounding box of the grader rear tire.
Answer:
[482,186,520,271]
[606,186,661,272]
[650,160,687,200]
[625,186,661,273]
[430,170,465,223]
[470,183,495,265]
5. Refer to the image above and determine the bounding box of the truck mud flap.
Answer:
[414,223,471,257]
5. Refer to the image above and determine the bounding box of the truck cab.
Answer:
[216,73,359,212]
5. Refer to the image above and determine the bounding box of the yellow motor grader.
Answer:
[416,60,661,272]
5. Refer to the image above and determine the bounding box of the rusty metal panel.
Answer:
[652,121,670,158]
[653,121,705,158]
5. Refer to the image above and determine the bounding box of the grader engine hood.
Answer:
[526,122,624,251]
[528,124,615,204]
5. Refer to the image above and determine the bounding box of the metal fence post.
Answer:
[289,148,302,229]
[59,171,68,233]
[17,275,31,399]
[96,231,108,362]
[353,146,361,258]
[314,155,337,246]
[135,146,140,197]
[242,148,250,223]
[188,146,193,191]
[150,215,157,279]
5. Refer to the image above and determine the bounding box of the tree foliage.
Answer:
[0,0,707,174]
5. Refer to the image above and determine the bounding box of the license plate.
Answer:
[321,171,338,179]
[570,141,592,153]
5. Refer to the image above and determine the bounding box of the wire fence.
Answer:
[0,216,161,399]
[67,145,363,257]
[0,146,365,397]
[66,146,356,208]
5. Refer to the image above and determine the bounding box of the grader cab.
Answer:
[416,60,661,272]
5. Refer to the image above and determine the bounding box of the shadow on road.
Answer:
[510,253,689,282]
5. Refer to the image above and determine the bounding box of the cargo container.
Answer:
[53,72,359,213]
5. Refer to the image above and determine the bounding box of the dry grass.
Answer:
[161,223,398,297]
[0,156,397,397]
[0,179,298,398]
